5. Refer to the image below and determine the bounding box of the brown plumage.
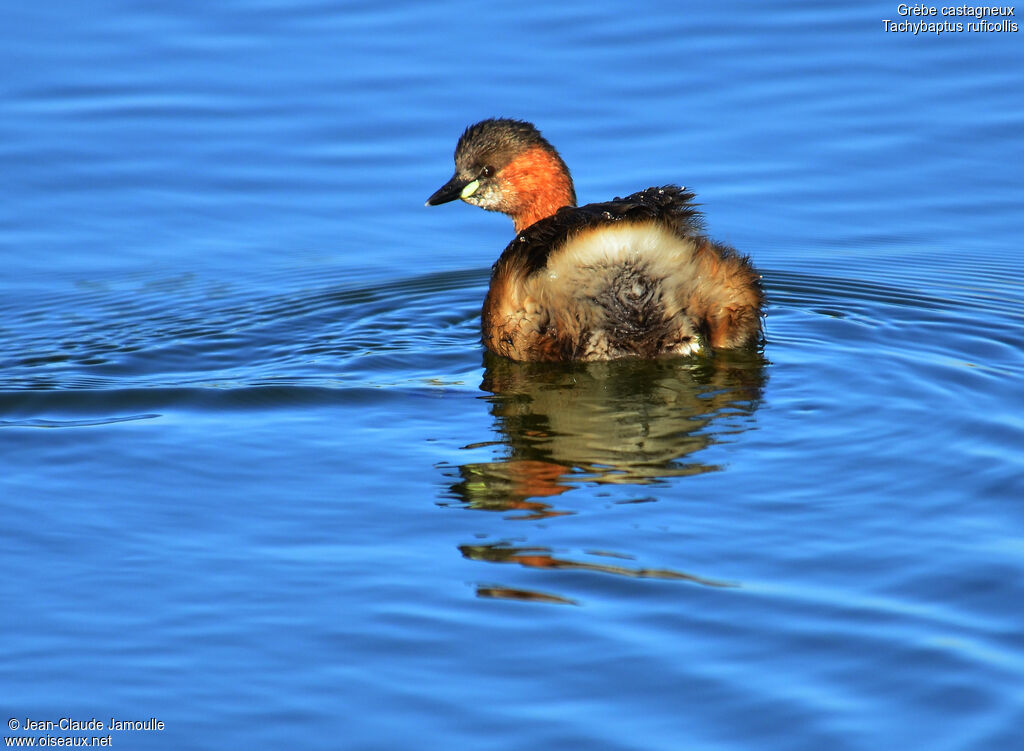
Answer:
[426,118,763,362]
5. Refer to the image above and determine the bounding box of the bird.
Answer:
[426,118,763,361]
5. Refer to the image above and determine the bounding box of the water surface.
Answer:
[2,2,1023,749]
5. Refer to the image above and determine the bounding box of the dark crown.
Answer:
[454,118,555,173]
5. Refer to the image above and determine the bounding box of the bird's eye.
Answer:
[481,166,494,178]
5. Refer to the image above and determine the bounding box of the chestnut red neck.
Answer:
[501,146,577,233]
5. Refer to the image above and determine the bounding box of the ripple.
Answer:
[0,266,489,395]
[0,414,160,429]
[3,255,1020,408]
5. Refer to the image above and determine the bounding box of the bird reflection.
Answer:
[443,350,766,517]
[439,350,766,601]
[461,543,735,586]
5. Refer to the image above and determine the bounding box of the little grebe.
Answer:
[426,118,763,361]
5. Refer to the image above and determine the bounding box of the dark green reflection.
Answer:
[442,350,767,518]
[441,351,766,601]
[462,543,735,588]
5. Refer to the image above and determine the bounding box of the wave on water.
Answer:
[2,257,1020,426]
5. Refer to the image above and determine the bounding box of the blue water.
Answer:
[3,1,1023,749]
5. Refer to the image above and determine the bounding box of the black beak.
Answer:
[425,174,470,206]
